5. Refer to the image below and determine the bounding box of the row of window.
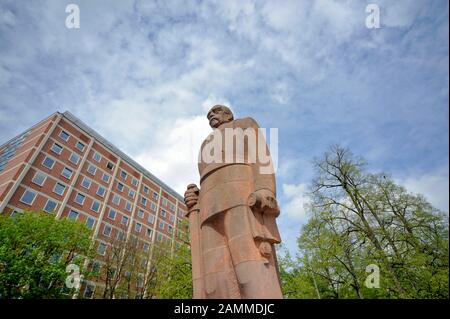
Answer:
[58,127,184,214]
[56,131,183,215]
[19,188,58,213]
[96,230,170,257]
[0,132,29,173]
[101,220,154,239]
[80,176,107,197]
[58,129,86,152]
[67,209,95,230]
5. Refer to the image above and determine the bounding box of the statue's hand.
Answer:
[184,184,200,210]
[248,189,280,216]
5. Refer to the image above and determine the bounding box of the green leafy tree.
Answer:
[281,146,449,299]
[153,242,192,299]
[0,211,93,299]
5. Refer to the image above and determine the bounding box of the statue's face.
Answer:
[207,105,232,128]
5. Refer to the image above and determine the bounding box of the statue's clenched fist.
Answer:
[184,183,200,210]
[248,189,280,216]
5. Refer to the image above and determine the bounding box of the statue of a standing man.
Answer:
[184,105,283,299]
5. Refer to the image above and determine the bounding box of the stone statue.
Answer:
[184,105,283,299]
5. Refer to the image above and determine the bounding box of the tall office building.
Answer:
[0,111,188,298]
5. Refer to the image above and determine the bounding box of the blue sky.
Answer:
[0,0,448,255]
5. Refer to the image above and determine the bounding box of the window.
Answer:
[169,203,175,212]
[148,214,155,224]
[131,178,138,187]
[76,141,85,152]
[87,164,96,175]
[69,152,79,165]
[153,192,158,201]
[162,198,168,206]
[97,242,107,255]
[92,261,101,273]
[108,209,116,220]
[20,189,36,205]
[120,170,127,180]
[117,231,125,241]
[129,190,135,199]
[42,156,55,169]
[59,130,70,141]
[91,200,100,212]
[137,209,144,218]
[140,196,147,206]
[81,177,91,189]
[150,202,156,211]
[103,225,112,237]
[102,173,110,183]
[53,183,66,195]
[143,186,149,194]
[135,222,142,233]
[44,199,57,213]
[51,143,63,154]
[117,183,124,192]
[159,220,165,230]
[121,215,129,225]
[93,151,101,162]
[143,242,150,251]
[97,185,106,197]
[75,193,85,205]
[168,225,173,234]
[32,171,46,186]
[86,217,95,229]
[160,210,166,218]
[10,210,21,218]
[84,284,95,299]
[106,162,114,170]
[157,233,163,242]
[125,201,132,212]
[61,167,73,179]
[112,194,120,205]
[146,228,152,237]
[68,210,78,220]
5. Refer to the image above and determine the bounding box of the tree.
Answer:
[90,220,192,299]
[281,145,449,299]
[152,241,193,299]
[0,211,93,299]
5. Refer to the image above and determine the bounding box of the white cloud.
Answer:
[381,0,426,28]
[400,165,449,213]
[281,183,311,221]
[201,94,233,112]
[134,115,211,194]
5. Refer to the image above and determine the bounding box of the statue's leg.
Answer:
[201,213,240,299]
[225,205,283,299]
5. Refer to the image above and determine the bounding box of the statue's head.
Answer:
[207,105,234,128]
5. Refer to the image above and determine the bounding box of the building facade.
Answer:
[0,111,188,298]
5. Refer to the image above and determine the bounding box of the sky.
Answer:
[0,0,448,255]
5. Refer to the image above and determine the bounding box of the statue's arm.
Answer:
[238,117,280,218]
